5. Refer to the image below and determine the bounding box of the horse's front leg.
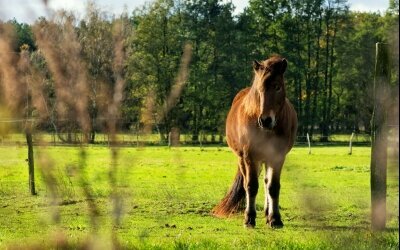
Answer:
[241,155,259,228]
[264,160,284,228]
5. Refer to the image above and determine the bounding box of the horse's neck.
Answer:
[276,98,287,121]
[276,99,293,133]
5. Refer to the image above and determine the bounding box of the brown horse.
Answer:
[212,55,297,228]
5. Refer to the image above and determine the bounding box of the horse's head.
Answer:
[252,56,287,130]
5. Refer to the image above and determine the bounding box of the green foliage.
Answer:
[334,12,385,132]
[125,0,398,140]
[3,0,398,142]
[127,0,187,141]
[77,3,116,142]
[7,18,36,51]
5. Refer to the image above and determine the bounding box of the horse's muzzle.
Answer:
[258,116,276,130]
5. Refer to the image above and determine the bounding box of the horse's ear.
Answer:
[280,58,287,74]
[253,60,262,71]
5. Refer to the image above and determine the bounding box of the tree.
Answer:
[334,12,385,132]
[127,0,186,142]
[7,19,36,52]
[78,2,115,143]
[181,0,237,140]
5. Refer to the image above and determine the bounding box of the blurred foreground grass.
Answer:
[0,145,398,249]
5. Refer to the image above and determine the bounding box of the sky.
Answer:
[0,0,391,24]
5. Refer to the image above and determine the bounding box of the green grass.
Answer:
[0,145,398,249]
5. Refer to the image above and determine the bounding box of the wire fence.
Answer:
[1,118,398,147]
[1,131,398,147]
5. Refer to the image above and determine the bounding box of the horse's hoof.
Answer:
[244,222,256,229]
[267,215,283,229]
[244,223,255,229]
[244,217,256,228]
[267,219,284,229]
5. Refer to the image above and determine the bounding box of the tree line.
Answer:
[0,0,398,143]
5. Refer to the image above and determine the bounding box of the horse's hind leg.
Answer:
[264,160,284,228]
[241,154,259,228]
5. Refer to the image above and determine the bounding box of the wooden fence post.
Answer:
[370,42,390,231]
[348,132,355,155]
[306,133,311,155]
[25,121,36,195]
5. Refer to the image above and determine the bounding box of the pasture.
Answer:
[0,145,398,249]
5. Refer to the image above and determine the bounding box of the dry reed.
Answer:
[0,3,193,248]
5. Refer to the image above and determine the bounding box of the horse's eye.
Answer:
[275,85,282,92]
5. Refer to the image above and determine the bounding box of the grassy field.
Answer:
[0,145,398,249]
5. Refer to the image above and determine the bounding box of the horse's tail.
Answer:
[212,168,246,217]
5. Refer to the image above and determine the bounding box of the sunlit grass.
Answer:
[0,145,398,249]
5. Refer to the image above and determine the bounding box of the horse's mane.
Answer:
[243,79,260,117]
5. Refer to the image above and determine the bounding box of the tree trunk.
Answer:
[295,30,303,136]
[321,10,331,142]
[90,131,96,144]
[327,14,338,139]
[305,19,312,135]
[310,11,323,138]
